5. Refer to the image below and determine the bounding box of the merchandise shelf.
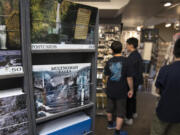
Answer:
[36,102,94,124]
[0,73,24,80]
[31,49,96,54]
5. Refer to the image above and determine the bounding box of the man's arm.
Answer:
[127,77,134,98]
[155,66,167,94]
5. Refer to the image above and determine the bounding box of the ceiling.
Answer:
[72,0,130,20]
[122,0,180,27]
[73,0,130,9]
[72,0,180,27]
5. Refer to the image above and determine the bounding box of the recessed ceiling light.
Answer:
[165,23,172,27]
[164,2,172,7]
[137,26,142,31]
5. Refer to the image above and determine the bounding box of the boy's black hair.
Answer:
[174,38,180,58]
[110,41,122,54]
[126,37,138,49]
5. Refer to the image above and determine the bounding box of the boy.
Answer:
[126,38,143,125]
[104,41,134,135]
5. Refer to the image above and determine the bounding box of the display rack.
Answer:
[23,0,98,135]
[0,0,98,134]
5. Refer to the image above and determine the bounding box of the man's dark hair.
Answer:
[127,37,138,49]
[173,38,180,58]
[110,41,122,54]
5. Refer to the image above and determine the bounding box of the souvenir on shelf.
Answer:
[0,88,28,135]
[0,50,23,76]
[30,0,98,50]
[32,63,91,119]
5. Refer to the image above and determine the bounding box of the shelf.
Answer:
[97,67,104,69]
[96,109,106,116]
[98,57,104,59]
[0,73,24,80]
[31,44,96,53]
[32,49,96,54]
[36,102,94,124]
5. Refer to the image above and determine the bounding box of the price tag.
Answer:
[0,66,23,75]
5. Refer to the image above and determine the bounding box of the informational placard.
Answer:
[142,42,153,61]
[74,8,91,39]
[0,66,23,76]
[31,44,95,50]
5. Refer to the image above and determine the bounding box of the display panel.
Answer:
[30,0,98,50]
[33,63,91,119]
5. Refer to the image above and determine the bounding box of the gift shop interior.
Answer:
[0,0,180,135]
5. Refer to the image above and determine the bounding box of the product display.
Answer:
[0,88,28,135]
[0,122,29,135]
[37,112,91,135]
[32,63,91,119]
[0,50,23,76]
[30,0,98,50]
[0,0,98,134]
[156,42,171,71]
[0,0,21,50]
[121,30,141,52]
[96,93,107,115]
[141,28,159,43]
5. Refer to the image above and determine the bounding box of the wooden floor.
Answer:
[95,92,157,135]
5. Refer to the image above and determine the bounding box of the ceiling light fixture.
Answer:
[137,26,142,31]
[165,23,172,27]
[164,2,172,7]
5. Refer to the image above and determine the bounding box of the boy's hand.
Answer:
[128,90,134,98]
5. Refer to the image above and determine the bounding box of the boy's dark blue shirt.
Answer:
[104,56,133,99]
[156,61,180,123]
[128,50,144,87]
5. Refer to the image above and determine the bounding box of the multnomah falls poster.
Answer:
[32,63,91,119]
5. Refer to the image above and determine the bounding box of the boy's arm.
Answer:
[103,74,109,88]
[127,77,134,98]
[126,58,134,98]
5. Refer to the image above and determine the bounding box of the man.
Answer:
[150,38,180,135]
[104,41,134,135]
[126,38,143,125]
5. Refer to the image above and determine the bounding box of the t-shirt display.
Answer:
[104,56,133,99]
[32,63,91,119]
[30,0,98,50]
